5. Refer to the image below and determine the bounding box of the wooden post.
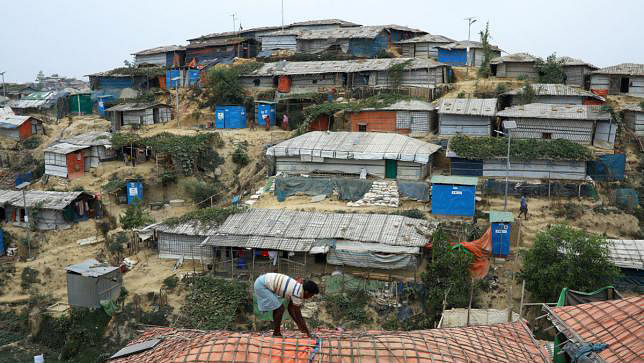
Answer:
[230,247,234,278]
[466,278,474,326]
[519,280,526,319]
[251,249,255,280]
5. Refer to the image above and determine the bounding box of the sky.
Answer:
[2,0,643,83]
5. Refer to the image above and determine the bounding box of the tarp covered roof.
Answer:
[0,189,89,210]
[490,52,539,64]
[109,322,549,362]
[246,58,446,77]
[397,33,455,44]
[437,40,501,51]
[437,98,497,116]
[266,131,441,164]
[593,63,644,76]
[65,258,119,277]
[496,103,611,120]
[45,131,112,154]
[9,90,68,109]
[501,83,605,101]
[545,296,643,363]
[131,45,185,56]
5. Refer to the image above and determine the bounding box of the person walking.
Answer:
[282,113,289,130]
[518,193,528,219]
[254,273,319,337]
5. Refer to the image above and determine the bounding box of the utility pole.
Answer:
[464,17,477,42]
[231,13,236,33]
[0,72,5,98]
[172,77,181,128]
[281,0,285,30]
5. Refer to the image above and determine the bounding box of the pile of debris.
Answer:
[347,180,399,207]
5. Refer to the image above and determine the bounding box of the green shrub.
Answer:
[232,143,250,167]
[20,267,39,290]
[324,289,371,326]
[535,53,566,84]
[120,200,153,229]
[22,136,41,149]
[450,135,593,161]
[457,91,466,98]
[495,83,509,96]
[520,225,621,302]
[183,179,223,205]
[163,275,179,290]
[391,209,424,219]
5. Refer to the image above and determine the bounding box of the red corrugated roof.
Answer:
[547,296,643,363]
[109,322,549,362]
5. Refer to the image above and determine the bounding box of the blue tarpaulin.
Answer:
[587,154,625,181]
[397,181,430,201]
[0,227,4,256]
[15,172,32,187]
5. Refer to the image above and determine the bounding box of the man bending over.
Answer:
[254,273,319,337]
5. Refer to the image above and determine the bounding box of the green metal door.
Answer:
[385,160,397,179]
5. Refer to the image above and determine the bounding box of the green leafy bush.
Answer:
[120,200,153,229]
[535,53,566,84]
[176,276,250,330]
[20,267,39,290]
[324,289,372,326]
[22,136,41,149]
[183,179,223,205]
[163,275,179,290]
[164,207,244,227]
[450,135,594,161]
[232,143,250,167]
[520,225,621,302]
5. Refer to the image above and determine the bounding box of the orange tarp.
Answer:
[457,226,493,279]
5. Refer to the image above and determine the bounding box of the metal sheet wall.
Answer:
[511,118,594,144]
[431,183,476,216]
[438,49,467,66]
[482,159,586,180]
[275,157,387,179]
[624,111,644,135]
[261,35,297,51]
[496,62,537,79]
[593,120,617,146]
[511,95,583,106]
[158,232,212,260]
[67,273,98,307]
[215,105,247,128]
[563,65,588,88]
[450,157,484,176]
[439,114,492,136]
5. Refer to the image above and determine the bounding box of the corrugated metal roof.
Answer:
[105,102,172,112]
[397,34,455,44]
[437,98,497,116]
[44,142,88,154]
[606,239,644,270]
[131,45,185,56]
[207,235,315,252]
[489,211,514,223]
[437,40,501,51]
[0,115,33,129]
[186,37,249,49]
[622,104,644,112]
[247,58,445,77]
[155,220,220,236]
[593,63,644,76]
[9,91,68,109]
[266,131,441,164]
[295,25,425,40]
[502,83,605,101]
[490,52,538,64]
[290,19,361,27]
[65,259,119,277]
[546,296,643,363]
[203,208,435,248]
[110,322,549,363]
[0,189,87,209]
[558,56,598,69]
[360,99,435,112]
[496,103,611,120]
[431,175,478,186]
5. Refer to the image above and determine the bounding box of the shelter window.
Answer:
[312,79,318,84]
[542,132,552,139]
[358,124,367,132]
[253,78,260,86]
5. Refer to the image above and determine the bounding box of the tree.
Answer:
[520,225,621,302]
[517,81,537,105]
[203,62,261,107]
[119,200,153,230]
[421,228,478,326]
[535,53,566,84]
[477,22,493,78]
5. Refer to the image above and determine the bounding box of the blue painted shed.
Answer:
[256,101,276,126]
[438,48,467,66]
[215,105,247,129]
[489,211,514,257]
[431,175,478,217]
[127,180,143,205]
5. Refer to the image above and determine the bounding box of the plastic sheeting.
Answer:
[482,179,596,198]
[327,249,417,270]
[398,180,430,201]
[587,154,626,181]
[452,227,492,279]
[274,176,372,202]
[614,188,639,210]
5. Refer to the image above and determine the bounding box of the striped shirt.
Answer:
[262,273,303,306]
